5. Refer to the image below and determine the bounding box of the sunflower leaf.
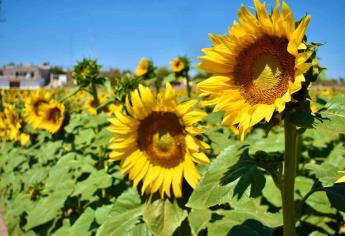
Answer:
[313,95,345,134]
[95,189,142,236]
[186,143,243,209]
[142,199,187,236]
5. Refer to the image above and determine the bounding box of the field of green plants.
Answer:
[1,0,345,236]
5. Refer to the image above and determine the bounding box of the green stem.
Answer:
[282,113,298,236]
[91,80,100,112]
[185,71,191,97]
[59,85,82,103]
[96,98,116,113]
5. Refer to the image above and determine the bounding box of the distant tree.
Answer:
[50,66,66,74]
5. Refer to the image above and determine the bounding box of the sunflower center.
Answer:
[234,35,295,104]
[137,112,185,168]
[48,107,61,123]
[153,131,176,153]
[252,55,282,91]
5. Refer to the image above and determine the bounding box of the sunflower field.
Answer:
[1,1,345,236]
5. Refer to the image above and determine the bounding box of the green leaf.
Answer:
[291,110,315,128]
[314,95,345,134]
[131,223,151,236]
[52,219,71,236]
[186,143,243,209]
[73,169,112,201]
[205,127,233,154]
[95,205,114,225]
[204,112,223,125]
[305,143,345,187]
[309,231,328,236]
[96,189,142,236]
[246,128,284,154]
[227,219,273,236]
[188,209,211,235]
[208,199,282,236]
[306,191,336,214]
[262,175,282,207]
[142,199,187,236]
[25,187,73,230]
[74,128,95,146]
[301,215,335,235]
[69,208,95,235]
[295,176,314,200]
[325,184,345,212]
[221,149,266,199]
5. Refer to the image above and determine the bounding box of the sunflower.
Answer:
[135,58,150,77]
[198,0,312,140]
[170,57,185,73]
[84,95,121,115]
[24,89,52,128]
[37,101,65,133]
[3,106,21,141]
[108,83,209,198]
[84,97,99,115]
[20,133,30,145]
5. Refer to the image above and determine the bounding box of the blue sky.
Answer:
[0,0,344,78]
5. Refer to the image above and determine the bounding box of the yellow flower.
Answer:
[310,100,319,114]
[336,171,345,183]
[321,88,333,97]
[20,133,30,145]
[37,101,65,133]
[135,58,150,77]
[84,95,119,115]
[108,84,210,198]
[3,106,21,141]
[84,97,99,115]
[170,57,185,73]
[24,88,52,128]
[198,0,312,140]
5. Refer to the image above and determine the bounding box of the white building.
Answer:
[0,63,50,89]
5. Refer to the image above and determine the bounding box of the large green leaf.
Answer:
[24,186,74,230]
[188,209,211,236]
[227,219,273,236]
[208,198,282,236]
[69,207,95,235]
[305,143,345,187]
[314,95,345,134]
[245,128,284,154]
[262,175,281,207]
[96,189,142,236]
[186,143,243,209]
[142,199,187,236]
[73,169,112,201]
[306,191,336,214]
[221,149,266,199]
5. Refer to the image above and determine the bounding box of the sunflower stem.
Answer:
[282,112,298,236]
[91,80,100,113]
[185,72,191,97]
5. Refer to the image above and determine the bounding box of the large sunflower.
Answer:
[37,101,65,134]
[108,84,209,198]
[198,0,312,140]
[24,89,52,128]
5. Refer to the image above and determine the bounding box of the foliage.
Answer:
[1,72,345,236]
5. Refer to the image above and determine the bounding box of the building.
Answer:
[49,73,68,88]
[0,63,51,89]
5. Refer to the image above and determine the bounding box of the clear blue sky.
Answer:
[0,0,344,78]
